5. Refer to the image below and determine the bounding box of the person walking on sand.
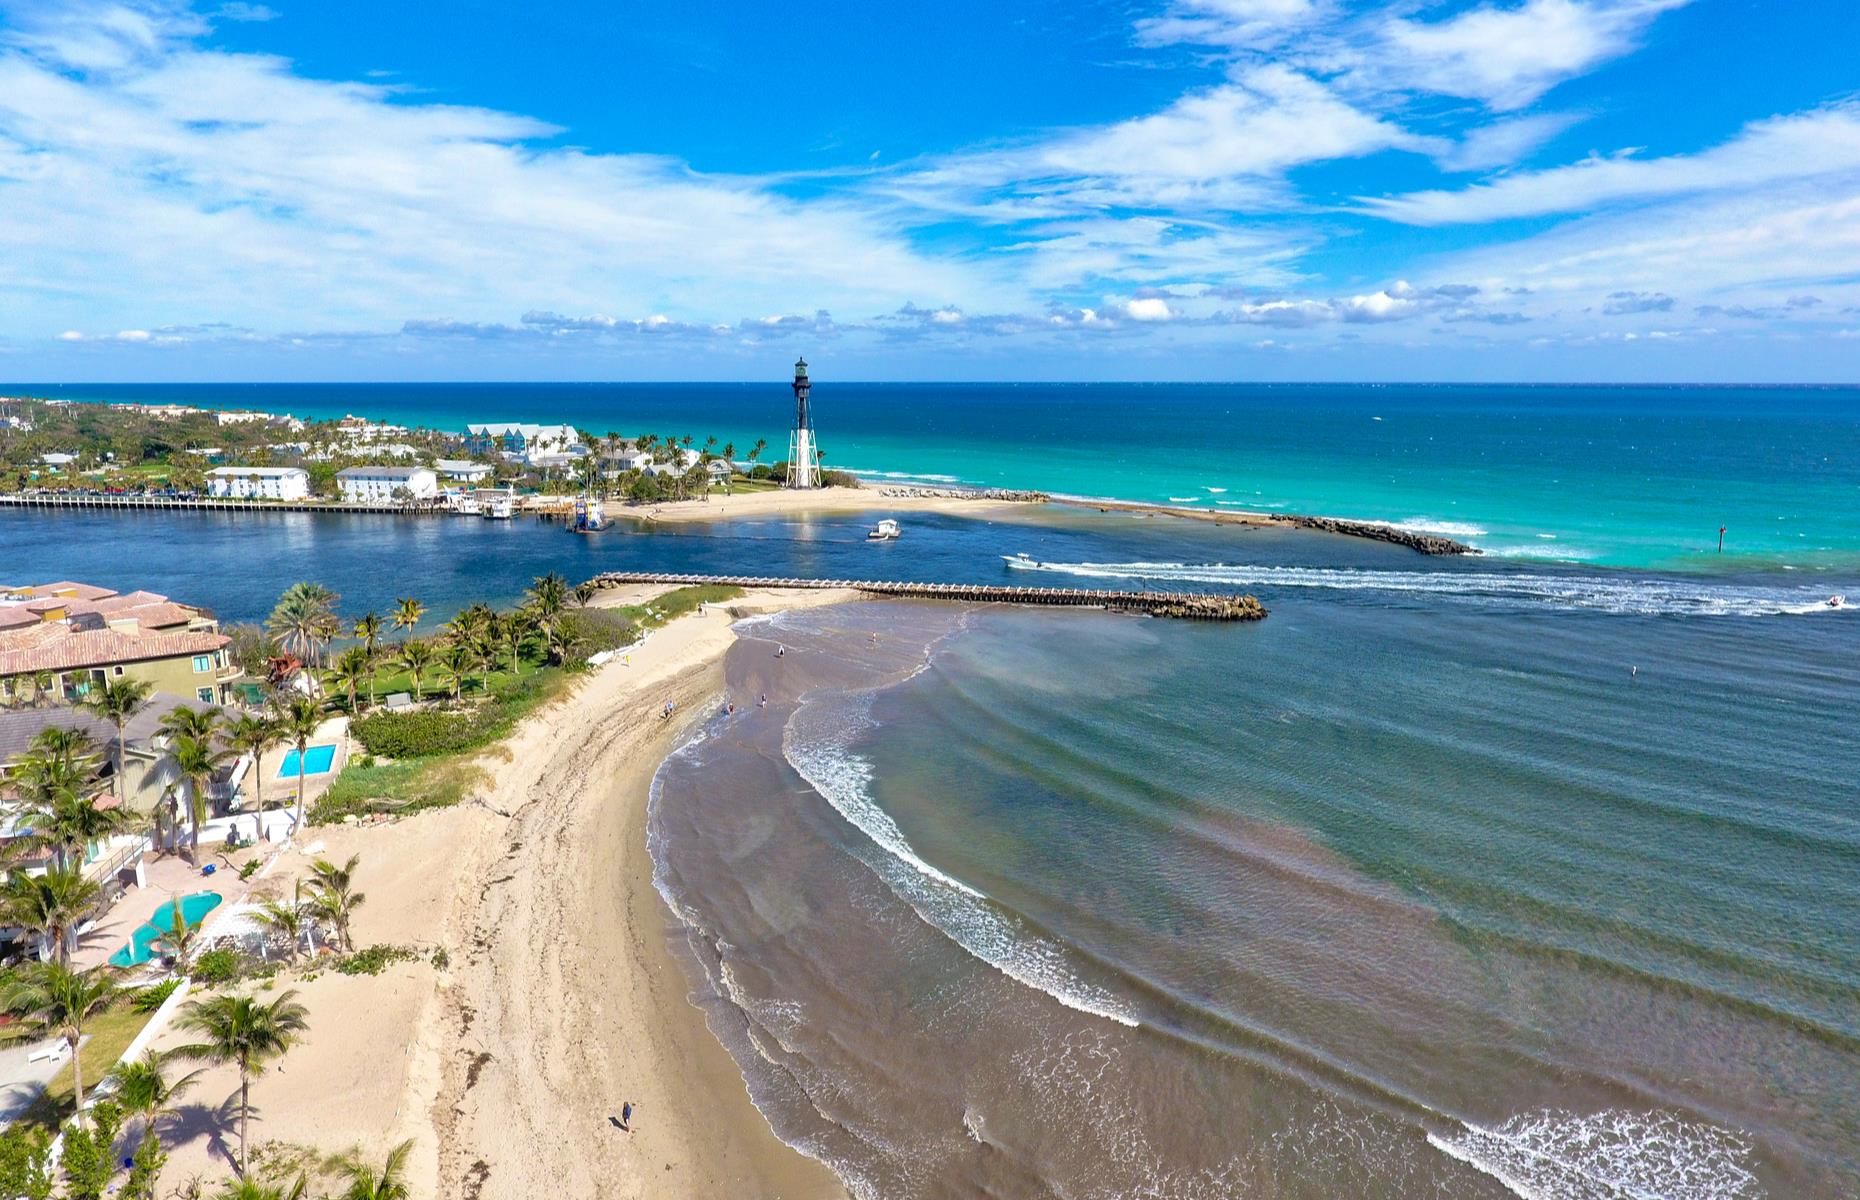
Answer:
[622,1101,633,1131]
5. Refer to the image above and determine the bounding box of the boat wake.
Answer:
[784,694,1141,1028]
[1428,1109,1761,1200]
[1003,558,1857,617]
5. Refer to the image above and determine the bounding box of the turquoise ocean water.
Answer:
[14,382,1860,570]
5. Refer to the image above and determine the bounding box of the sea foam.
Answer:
[784,696,1140,1027]
[1427,1109,1761,1200]
[1003,558,1855,618]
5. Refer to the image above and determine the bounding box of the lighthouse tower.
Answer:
[785,357,820,489]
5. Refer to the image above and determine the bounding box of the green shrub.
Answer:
[334,944,420,976]
[130,978,182,1013]
[557,607,637,661]
[0,1125,53,1200]
[189,948,241,985]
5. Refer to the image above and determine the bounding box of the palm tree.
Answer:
[352,613,384,705]
[749,437,767,465]
[81,676,153,806]
[212,1175,308,1200]
[329,646,370,714]
[274,696,324,833]
[222,714,279,814]
[307,855,364,952]
[170,733,230,864]
[341,1138,414,1200]
[173,991,310,1175]
[526,573,569,645]
[391,597,425,641]
[152,902,204,965]
[109,1049,205,1169]
[501,609,533,673]
[438,642,473,702]
[0,867,101,965]
[10,728,120,871]
[159,703,220,745]
[253,882,310,962]
[398,640,434,700]
[3,961,119,1123]
[267,583,341,668]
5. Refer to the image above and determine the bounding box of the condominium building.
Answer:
[207,466,311,500]
[0,581,242,707]
[335,465,438,503]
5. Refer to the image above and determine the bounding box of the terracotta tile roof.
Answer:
[29,582,118,602]
[0,627,229,676]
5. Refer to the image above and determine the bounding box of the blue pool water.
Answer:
[277,744,337,777]
[107,892,223,967]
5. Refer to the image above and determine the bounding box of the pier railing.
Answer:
[587,572,1266,621]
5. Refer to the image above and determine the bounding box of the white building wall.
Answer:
[208,469,310,500]
[337,469,438,502]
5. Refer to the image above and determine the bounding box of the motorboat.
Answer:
[1829,595,1847,609]
[867,518,901,541]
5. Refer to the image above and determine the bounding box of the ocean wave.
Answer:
[1002,558,1855,617]
[1386,517,1490,538]
[1428,1109,1760,1200]
[784,697,1140,1028]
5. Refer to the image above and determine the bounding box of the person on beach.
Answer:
[758,693,767,707]
[622,1101,633,1131]
[776,644,785,657]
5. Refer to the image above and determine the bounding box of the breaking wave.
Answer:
[1003,558,1854,617]
[1428,1109,1761,1200]
[784,695,1140,1027]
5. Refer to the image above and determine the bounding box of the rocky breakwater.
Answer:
[1116,592,1268,621]
[1275,515,1478,556]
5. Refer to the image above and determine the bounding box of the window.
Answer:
[197,687,214,703]
[112,665,125,677]
[193,654,213,672]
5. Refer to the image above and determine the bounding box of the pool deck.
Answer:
[71,854,241,972]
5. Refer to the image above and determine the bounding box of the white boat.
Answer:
[867,518,901,541]
[479,489,514,519]
[1829,595,1847,609]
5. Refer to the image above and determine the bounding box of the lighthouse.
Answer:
[785,357,821,489]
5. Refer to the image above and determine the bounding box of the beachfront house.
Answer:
[647,448,703,478]
[207,466,311,501]
[435,458,495,484]
[462,422,582,459]
[0,581,243,707]
[336,465,439,503]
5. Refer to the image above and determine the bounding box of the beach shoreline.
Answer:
[130,589,856,1198]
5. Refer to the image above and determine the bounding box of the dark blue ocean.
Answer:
[13,381,1860,569]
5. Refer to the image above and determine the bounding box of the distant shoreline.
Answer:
[0,482,1477,555]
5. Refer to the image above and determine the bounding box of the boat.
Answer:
[867,518,901,541]
[1003,552,1040,568]
[479,489,514,519]
[1829,595,1847,609]
[571,497,607,533]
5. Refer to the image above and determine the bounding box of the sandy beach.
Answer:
[142,589,857,1198]
[624,484,1022,525]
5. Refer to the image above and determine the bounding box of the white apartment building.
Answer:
[336,465,438,503]
[207,466,311,501]
[434,458,494,483]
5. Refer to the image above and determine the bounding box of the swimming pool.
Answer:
[277,744,337,778]
[107,891,223,967]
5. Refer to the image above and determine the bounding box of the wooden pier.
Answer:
[588,572,1266,621]
[0,492,455,516]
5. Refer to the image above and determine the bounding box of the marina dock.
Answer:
[588,571,1267,620]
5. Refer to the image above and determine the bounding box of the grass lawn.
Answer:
[9,1004,159,1130]
[611,584,744,628]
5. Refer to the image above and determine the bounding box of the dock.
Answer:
[0,493,455,516]
[587,572,1267,621]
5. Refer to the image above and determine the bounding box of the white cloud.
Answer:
[1361,104,1860,225]
[1123,297,1174,321]
[1375,0,1690,111]
[0,1,1017,339]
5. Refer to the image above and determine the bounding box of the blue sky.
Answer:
[2,0,1859,381]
